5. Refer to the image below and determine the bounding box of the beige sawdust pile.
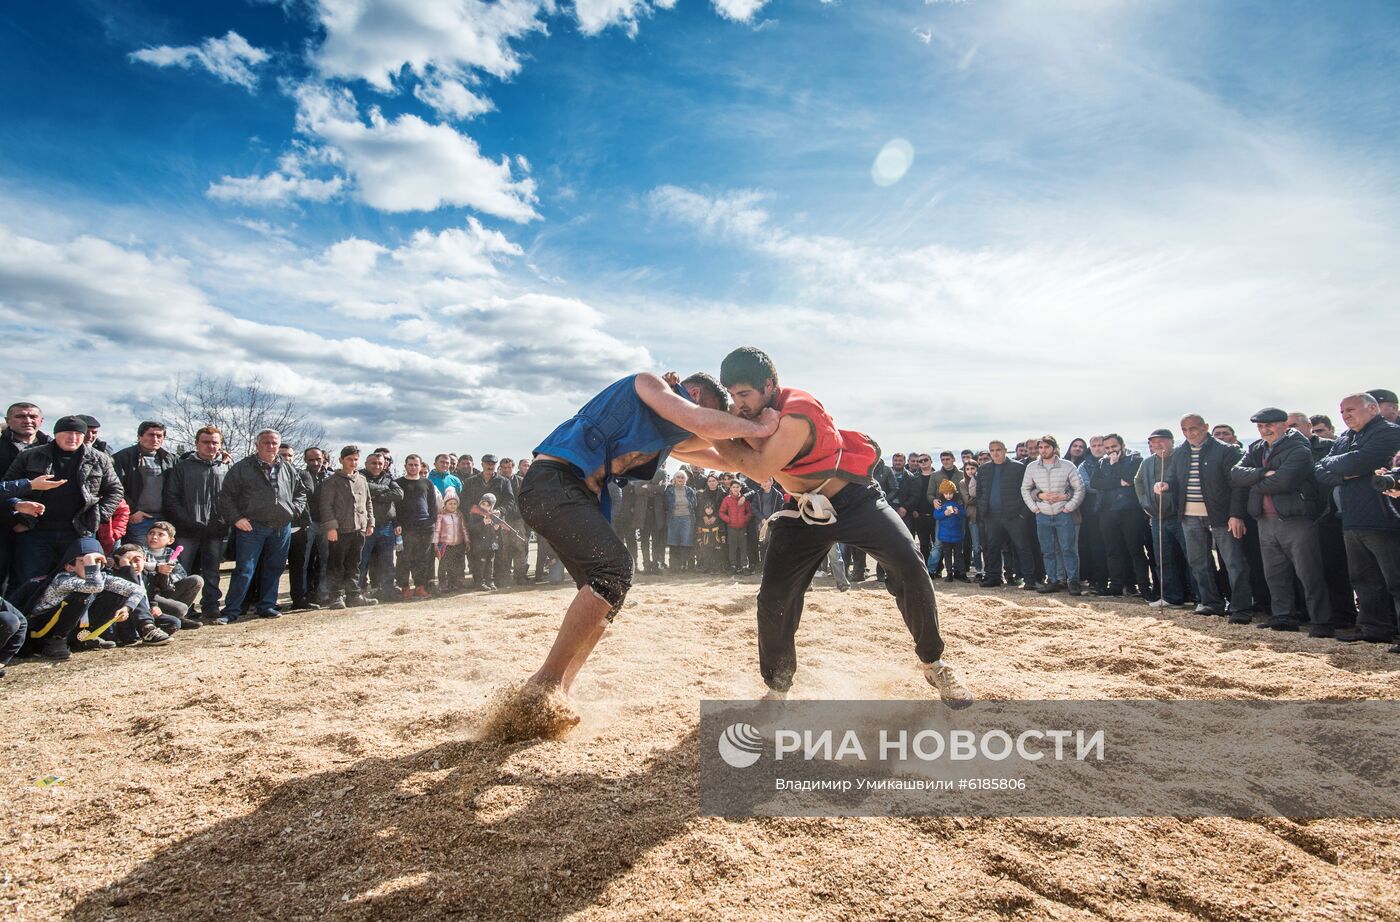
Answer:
[3,574,1399,920]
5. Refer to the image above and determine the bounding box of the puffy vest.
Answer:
[774,388,880,484]
[534,374,695,486]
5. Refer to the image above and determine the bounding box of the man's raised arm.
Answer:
[709,416,811,482]
[635,373,777,441]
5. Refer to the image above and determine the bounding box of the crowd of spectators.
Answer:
[2,388,1398,677]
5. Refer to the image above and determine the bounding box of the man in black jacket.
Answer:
[1287,411,1355,626]
[360,450,403,599]
[111,421,177,547]
[215,429,307,623]
[287,447,330,610]
[5,415,123,586]
[1088,434,1152,598]
[1315,393,1400,645]
[162,426,229,618]
[0,401,50,593]
[1230,409,1333,635]
[976,442,1037,589]
[1163,415,1253,618]
[468,454,522,584]
[902,454,936,562]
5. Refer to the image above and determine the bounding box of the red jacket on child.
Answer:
[718,494,753,529]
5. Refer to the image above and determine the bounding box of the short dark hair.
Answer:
[340,444,361,459]
[303,446,323,461]
[682,372,731,410]
[6,402,39,417]
[1040,434,1059,453]
[137,421,166,437]
[1213,424,1236,436]
[1309,414,1333,428]
[113,543,144,560]
[1102,433,1124,446]
[939,451,954,459]
[720,346,778,390]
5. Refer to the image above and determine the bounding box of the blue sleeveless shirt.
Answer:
[534,375,695,514]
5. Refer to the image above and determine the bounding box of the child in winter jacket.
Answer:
[696,504,725,573]
[140,521,205,629]
[433,488,469,594]
[468,493,502,590]
[929,479,967,581]
[718,482,753,574]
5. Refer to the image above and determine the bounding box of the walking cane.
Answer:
[1155,457,1165,603]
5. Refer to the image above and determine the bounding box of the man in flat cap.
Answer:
[1230,408,1334,634]
[1368,388,1398,424]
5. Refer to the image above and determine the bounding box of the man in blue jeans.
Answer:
[215,429,307,623]
[1020,435,1085,594]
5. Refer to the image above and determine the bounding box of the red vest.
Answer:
[774,387,880,484]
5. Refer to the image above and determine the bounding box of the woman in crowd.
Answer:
[663,471,697,571]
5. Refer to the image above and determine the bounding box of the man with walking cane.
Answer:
[1141,428,1191,608]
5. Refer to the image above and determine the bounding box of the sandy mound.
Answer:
[3,575,1398,920]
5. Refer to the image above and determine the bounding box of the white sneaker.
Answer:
[815,570,828,578]
[922,660,973,708]
[1148,598,1170,609]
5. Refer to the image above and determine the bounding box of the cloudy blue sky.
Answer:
[1,0,1396,459]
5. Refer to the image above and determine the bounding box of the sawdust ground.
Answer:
[5,574,1400,920]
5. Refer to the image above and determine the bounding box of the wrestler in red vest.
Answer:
[707,346,972,707]
[770,387,881,485]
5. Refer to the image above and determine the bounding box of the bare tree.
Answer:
[151,374,327,459]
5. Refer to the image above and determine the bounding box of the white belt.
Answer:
[760,477,838,542]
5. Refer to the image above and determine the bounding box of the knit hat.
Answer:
[53,415,89,435]
[938,479,957,495]
[480,492,496,507]
[442,487,460,506]
[65,535,104,563]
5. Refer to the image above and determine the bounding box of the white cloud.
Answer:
[0,221,653,449]
[129,31,270,90]
[412,74,494,120]
[312,0,548,90]
[294,85,539,219]
[392,218,524,276]
[711,0,769,23]
[647,179,1400,449]
[207,166,344,205]
[574,0,651,36]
